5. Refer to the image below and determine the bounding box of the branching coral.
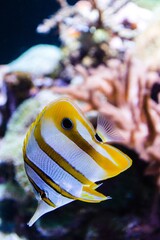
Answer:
[37,0,149,67]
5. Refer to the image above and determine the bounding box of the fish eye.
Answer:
[95,133,103,142]
[61,118,73,130]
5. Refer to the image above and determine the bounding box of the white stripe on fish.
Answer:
[41,119,107,182]
[26,127,83,197]
[76,119,119,166]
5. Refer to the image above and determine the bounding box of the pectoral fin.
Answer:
[78,186,111,203]
[96,114,123,143]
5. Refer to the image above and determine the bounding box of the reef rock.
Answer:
[7,44,62,75]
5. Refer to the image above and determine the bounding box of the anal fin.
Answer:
[78,186,111,203]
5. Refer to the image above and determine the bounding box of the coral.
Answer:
[37,0,151,67]
[134,11,160,70]
[0,72,33,136]
[8,44,62,76]
[0,233,27,240]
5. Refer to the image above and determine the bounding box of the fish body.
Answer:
[23,97,132,226]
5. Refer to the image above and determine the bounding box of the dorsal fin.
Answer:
[96,114,123,143]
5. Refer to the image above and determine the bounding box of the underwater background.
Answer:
[1,0,160,239]
[0,0,77,63]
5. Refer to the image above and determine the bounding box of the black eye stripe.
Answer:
[61,118,73,130]
[95,133,103,142]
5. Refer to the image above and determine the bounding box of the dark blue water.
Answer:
[0,0,77,64]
